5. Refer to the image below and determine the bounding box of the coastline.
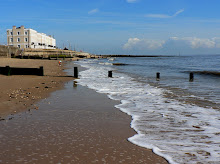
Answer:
[0,58,168,163]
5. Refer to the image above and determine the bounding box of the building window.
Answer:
[25,38,28,42]
[18,45,21,48]
[25,31,28,35]
[10,32,13,35]
[10,38,13,42]
[17,32,20,35]
[17,38,20,42]
[25,45,28,48]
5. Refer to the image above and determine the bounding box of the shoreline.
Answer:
[0,58,168,163]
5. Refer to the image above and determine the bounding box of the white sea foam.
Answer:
[75,59,220,164]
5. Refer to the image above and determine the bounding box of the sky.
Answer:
[1,0,220,55]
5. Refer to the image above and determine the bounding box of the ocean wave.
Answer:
[75,59,220,164]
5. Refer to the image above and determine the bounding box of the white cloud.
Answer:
[212,38,220,48]
[88,8,99,15]
[145,9,184,19]
[168,37,216,49]
[173,9,184,17]
[126,0,139,3]
[123,37,220,51]
[123,38,165,50]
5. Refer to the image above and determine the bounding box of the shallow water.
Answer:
[76,56,220,164]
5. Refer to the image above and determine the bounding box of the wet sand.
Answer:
[0,59,168,163]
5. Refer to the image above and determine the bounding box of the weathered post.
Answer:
[6,66,11,76]
[73,81,77,87]
[108,71,112,78]
[156,72,160,81]
[74,67,78,78]
[39,66,44,76]
[189,72,194,82]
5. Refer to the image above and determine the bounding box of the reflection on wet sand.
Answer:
[0,82,167,164]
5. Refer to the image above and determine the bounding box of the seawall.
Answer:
[0,45,20,58]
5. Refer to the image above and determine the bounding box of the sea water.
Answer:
[75,55,220,164]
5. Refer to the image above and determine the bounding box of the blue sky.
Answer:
[1,0,220,55]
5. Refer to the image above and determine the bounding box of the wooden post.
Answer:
[108,71,112,78]
[73,81,77,87]
[74,67,78,78]
[189,72,194,82]
[6,66,11,76]
[156,72,160,81]
[39,66,44,76]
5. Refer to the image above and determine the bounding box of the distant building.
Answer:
[7,26,56,49]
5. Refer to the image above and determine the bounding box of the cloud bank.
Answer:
[123,37,220,51]
[166,37,220,49]
[145,9,184,19]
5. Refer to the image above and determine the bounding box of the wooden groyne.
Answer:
[0,66,44,76]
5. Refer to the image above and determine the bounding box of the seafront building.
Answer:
[7,26,56,49]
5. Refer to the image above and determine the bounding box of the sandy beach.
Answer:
[0,58,168,163]
[0,58,76,118]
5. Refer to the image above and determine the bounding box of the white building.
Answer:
[7,26,56,49]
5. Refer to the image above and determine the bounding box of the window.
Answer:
[18,45,21,48]
[17,32,20,35]
[25,38,28,42]
[25,45,28,48]
[10,38,13,42]
[10,32,13,35]
[25,31,28,35]
[17,38,20,42]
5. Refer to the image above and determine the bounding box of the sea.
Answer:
[75,55,220,164]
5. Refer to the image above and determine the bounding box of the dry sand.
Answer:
[0,58,75,118]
